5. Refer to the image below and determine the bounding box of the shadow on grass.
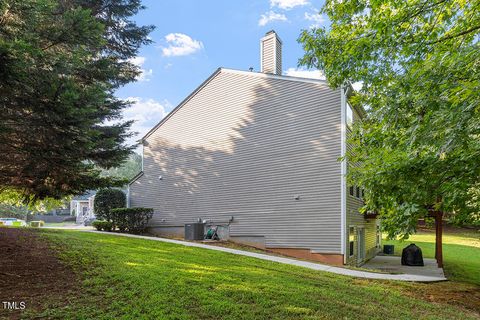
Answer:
[33,229,480,320]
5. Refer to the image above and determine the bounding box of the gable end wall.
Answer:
[130,70,343,254]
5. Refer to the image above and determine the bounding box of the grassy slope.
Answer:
[30,230,478,320]
[383,229,480,285]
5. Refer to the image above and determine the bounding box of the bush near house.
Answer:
[92,221,113,232]
[110,208,154,234]
[93,189,126,222]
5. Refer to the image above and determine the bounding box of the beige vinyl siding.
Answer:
[261,39,275,74]
[275,37,282,75]
[345,106,380,265]
[130,69,343,253]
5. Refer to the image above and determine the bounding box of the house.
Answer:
[70,190,96,224]
[128,31,381,266]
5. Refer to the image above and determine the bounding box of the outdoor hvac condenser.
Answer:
[184,223,205,240]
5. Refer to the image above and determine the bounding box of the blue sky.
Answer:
[116,0,327,145]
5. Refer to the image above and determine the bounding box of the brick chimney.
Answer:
[260,30,282,75]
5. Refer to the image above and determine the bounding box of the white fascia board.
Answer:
[221,68,328,86]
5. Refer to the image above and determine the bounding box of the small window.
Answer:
[376,225,381,248]
[361,189,365,199]
[349,186,354,196]
[349,227,355,257]
[356,186,360,198]
[346,102,354,128]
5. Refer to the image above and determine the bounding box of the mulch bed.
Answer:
[0,228,76,319]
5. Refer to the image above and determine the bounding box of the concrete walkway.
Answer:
[82,230,447,282]
[43,224,94,230]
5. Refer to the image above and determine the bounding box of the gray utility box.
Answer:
[184,223,205,240]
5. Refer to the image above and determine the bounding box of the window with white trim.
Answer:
[376,225,381,248]
[349,227,355,257]
[346,102,354,128]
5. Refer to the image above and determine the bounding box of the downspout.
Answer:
[340,85,348,264]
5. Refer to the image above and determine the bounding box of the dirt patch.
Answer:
[408,282,480,315]
[0,228,77,319]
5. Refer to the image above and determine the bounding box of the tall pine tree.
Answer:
[0,0,153,201]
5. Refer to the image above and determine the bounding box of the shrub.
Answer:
[110,208,154,234]
[92,220,113,232]
[94,189,126,222]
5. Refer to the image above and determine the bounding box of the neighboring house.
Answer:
[70,190,96,224]
[129,31,381,266]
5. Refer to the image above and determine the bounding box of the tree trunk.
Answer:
[435,211,443,268]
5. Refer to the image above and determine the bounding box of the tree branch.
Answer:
[428,24,480,45]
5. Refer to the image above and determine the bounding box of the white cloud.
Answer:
[284,67,325,80]
[258,11,288,26]
[161,33,203,57]
[122,97,170,145]
[270,0,309,10]
[304,11,326,28]
[127,56,153,82]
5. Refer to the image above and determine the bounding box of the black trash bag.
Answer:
[401,244,424,266]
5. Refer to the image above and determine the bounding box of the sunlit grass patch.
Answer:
[383,228,480,285]
[33,229,479,320]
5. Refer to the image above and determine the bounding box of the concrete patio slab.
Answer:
[81,231,447,282]
[363,255,446,279]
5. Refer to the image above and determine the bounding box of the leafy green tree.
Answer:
[93,188,126,222]
[0,0,153,202]
[0,204,29,220]
[0,188,66,213]
[299,0,480,265]
[100,152,142,182]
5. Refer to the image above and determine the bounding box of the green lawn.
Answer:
[29,230,479,320]
[383,228,480,286]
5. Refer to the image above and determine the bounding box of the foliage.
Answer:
[0,188,68,213]
[0,203,29,219]
[0,0,154,202]
[100,153,142,182]
[93,189,126,221]
[92,220,113,232]
[35,230,477,319]
[299,0,480,238]
[110,207,153,233]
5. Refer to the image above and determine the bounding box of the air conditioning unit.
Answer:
[184,223,205,240]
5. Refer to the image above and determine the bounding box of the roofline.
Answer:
[221,68,328,85]
[128,171,144,185]
[344,82,367,117]
[140,67,329,142]
[141,68,222,141]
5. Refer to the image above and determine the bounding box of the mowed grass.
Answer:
[383,228,480,285]
[29,230,479,320]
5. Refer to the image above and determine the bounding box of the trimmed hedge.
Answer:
[94,189,126,221]
[110,207,154,234]
[92,220,113,232]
